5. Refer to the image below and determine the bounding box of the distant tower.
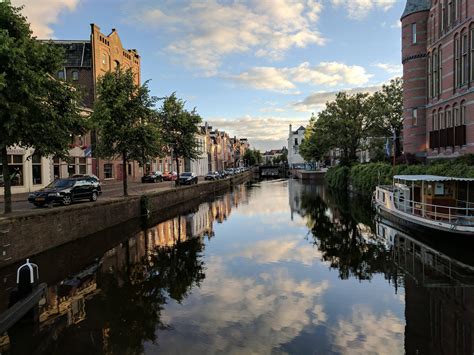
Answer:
[401,0,431,157]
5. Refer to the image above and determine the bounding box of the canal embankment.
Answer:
[0,171,253,268]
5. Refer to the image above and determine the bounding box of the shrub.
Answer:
[325,165,350,190]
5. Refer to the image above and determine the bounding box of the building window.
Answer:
[32,154,42,185]
[72,70,79,81]
[0,154,24,186]
[57,70,65,80]
[428,54,432,98]
[104,164,113,179]
[454,104,460,126]
[433,110,438,130]
[439,110,445,129]
[446,108,452,127]
[412,23,417,44]
[294,138,298,146]
[448,0,453,26]
[128,163,132,175]
[438,47,442,94]
[78,157,86,174]
[53,157,61,180]
[433,50,438,96]
[454,0,459,21]
[412,108,418,126]
[471,27,474,81]
[462,32,468,85]
[441,0,447,32]
[461,101,466,125]
[455,35,460,87]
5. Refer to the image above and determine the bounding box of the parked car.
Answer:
[0,174,3,187]
[218,171,227,179]
[71,174,102,194]
[141,171,163,183]
[28,177,100,207]
[163,171,178,181]
[177,172,198,185]
[224,168,235,176]
[205,172,220,181]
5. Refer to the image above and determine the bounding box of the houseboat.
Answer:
[374,175,474,236]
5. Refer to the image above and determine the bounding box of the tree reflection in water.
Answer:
[298,184,394,281]
[93,237,205,355]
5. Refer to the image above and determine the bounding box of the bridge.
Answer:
[259,165,288,178]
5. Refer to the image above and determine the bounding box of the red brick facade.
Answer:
[402,0,474,158]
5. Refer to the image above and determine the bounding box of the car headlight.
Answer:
[28,193,36,198]
[48,192,60,197]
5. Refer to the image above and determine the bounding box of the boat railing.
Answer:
[376,186,474,226]
[394,198,474,226]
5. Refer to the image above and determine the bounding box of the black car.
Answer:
[71,174,102,194]
[177,172,198,185]
[28,178,100,207]
[141,171,163,183]
[205,172,220,181]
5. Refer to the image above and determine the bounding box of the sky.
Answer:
[13,0,405,151]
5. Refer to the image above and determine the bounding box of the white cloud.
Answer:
[232,62,372,93]
[155,259,330,354]
[133,0,326,75]
[330,305,405,354]
[331,0,397,20]
[293,85,382,112]
[391,20,402,29]
[373,63,402,75]
[12,0,80,38]
[207,116,308,150]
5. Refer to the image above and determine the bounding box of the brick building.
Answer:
[52,24,144,181]
[402,0,474,158]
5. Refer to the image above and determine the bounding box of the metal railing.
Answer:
[377,186,474,226]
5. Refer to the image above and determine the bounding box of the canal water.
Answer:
[1,179,474,354]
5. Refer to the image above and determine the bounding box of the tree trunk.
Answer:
[175,157,180,186]
[1,146,12,214]
[122,152,128,197]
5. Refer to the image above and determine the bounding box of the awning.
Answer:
[394,175,474,182]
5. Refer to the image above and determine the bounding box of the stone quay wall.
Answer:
[0,171,253,268]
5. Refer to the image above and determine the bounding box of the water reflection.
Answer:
[2,180,474,354]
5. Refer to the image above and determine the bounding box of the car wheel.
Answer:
[90,191,98,202]
[62,194,72,206]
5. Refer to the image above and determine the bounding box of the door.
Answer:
[116,164,123,181]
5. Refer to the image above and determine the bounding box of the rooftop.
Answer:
[401,0,431,20]
[394,175,474,182]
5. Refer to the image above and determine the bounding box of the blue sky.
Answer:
[15,0,405,150]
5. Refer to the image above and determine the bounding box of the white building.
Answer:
[288,125,306,169]
[186,129,209,176]
[0,145,94,196]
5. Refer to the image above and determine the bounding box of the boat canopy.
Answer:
[394,175,474,183]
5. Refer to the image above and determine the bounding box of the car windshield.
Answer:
[47,179,75,188]
[181,173,192,177]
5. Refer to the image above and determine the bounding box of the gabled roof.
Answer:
[401,0,431,20]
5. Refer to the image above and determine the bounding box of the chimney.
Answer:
[289,124,292,134]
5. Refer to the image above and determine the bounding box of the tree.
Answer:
[91,69,163,196]
[366,78,403,157]
[157,93,202,180]
[243,149,262,166]
[0,3,86,213]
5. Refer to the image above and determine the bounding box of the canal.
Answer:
[1,179,474,354]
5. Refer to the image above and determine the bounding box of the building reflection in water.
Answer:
[291,179,474,354]
[0,185,249,354]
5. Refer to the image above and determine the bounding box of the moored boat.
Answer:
[374,175,474,236]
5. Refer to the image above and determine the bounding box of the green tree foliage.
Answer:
[0,3,86,213]
[243,148,262,166]
[157,93,202,179]
[91,69,162,196]
[367,78,403,157]
[300,78,403,165]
